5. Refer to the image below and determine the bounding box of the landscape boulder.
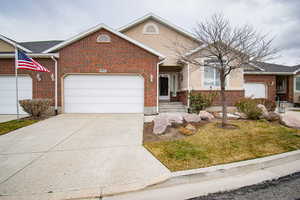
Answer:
[216,112,240,119]
[257,104,269,119]
[183,113,201,123]
[266,112,281,122]
[153,116,170,135]
[185,124,196,131]
[199,111,215,120]
[280,114,300,129]
[179,127,194,136]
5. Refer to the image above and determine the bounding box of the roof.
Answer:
[43,23,165,59]
[0,34,32,52]
[118,13,199,42]
[245,61,300,75]
[19,40,63,53]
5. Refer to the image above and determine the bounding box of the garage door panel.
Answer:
[0,76,32,114]
[245,83,266,98]
[64,88,143,97]
[64,75,144,113]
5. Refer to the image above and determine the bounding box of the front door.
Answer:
[159,74,169,100]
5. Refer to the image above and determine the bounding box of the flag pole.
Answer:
[15,46,19,120]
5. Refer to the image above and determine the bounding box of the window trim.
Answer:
[201,59,228,89]
[295,75,300,92]
[143,23,159,35]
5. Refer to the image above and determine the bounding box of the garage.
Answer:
[64,75,144,113]
[0,75,32,114]
[244,83,266,98]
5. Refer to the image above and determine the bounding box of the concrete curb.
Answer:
[149,149,300,190]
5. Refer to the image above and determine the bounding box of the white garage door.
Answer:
[64,75,144,113]
[0,76,32,114]
[245,83,266,98]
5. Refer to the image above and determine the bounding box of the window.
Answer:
[97,34,111,43]
[203,59,222,87]
[296,77,300,91]
[143,23,159,34]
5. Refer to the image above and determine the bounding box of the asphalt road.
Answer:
[188,172,300,200]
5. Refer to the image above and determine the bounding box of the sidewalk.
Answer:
[103,151,300,200]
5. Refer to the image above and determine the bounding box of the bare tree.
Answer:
[172,13,278,127]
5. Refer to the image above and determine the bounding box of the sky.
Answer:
[1,0,299,66]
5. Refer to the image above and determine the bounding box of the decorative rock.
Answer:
[257,104,269,118]
[266,112,280,122]
[199,111,215,120]
[185,124,196,131]
[153,116,170,135]
[234,112,247,119]
[217,112,240,119]
[183,113,201,122]
[280,114,300,129]
[178,127,194,136]
[166,114,183,124]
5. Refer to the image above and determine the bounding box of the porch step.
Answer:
[159,102,186,113]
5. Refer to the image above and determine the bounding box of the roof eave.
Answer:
[244,71,294,75]
[0,35,32,53]
[43,24,165,59]
[0,53,59,58]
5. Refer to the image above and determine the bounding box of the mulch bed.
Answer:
[143,120,210,143]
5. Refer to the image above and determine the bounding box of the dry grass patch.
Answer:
[0,119,39,136]
[144,120,300,171]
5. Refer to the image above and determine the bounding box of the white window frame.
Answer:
[143,23,159,35]
[202,59,228,89]
[295,75,300,92]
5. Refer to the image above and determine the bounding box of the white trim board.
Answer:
[118,13,200,42]
[43,23,165,59]
[0,34,32,53]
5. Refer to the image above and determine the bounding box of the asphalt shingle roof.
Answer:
[246,61,300,73]
[19,40,63,53]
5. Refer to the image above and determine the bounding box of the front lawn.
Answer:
[0,119,38,135]
[144,120,300,171]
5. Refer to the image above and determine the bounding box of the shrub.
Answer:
[189,91,218,113]
[19,99,52,118]
[254,98,276,112]
[235,98,262,120]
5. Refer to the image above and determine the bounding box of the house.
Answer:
[0,13,298,115]
[244,62,300,104]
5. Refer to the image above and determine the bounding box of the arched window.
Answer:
[97,34,111,43]
[143,23,159,34]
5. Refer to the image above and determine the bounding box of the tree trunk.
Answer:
[220,70,227,127]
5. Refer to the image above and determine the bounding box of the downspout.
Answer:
[51,56,58,115]
[187,63,191,109]
[156,59,165,114]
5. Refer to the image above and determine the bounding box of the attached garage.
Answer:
[63,75,144,113]
[244,83,266,98]
[0,75,32,114]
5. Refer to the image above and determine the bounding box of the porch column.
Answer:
[187,63,190,108]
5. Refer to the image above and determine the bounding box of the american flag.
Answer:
[16,49,50,72]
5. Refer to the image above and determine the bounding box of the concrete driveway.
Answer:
[0,114,170,200]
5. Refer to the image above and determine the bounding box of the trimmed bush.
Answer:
[254,98,276,112]
[189,91,218,113]
[19,99,52,118]
[235,98,262,120]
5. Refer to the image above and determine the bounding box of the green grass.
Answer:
[0,119,38,135]
[144,120,300,171]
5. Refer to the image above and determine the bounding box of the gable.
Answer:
[0,39,14,52]
[121,18,198,66]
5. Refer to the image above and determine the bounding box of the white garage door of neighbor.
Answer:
[244,83,266,98]
[0,76,32,114]
[64,75,144,113]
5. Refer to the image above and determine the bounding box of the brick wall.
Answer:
[0,28,160,112]
[244,74,276,101]
[56,29,159,108]
[0,58,55,101]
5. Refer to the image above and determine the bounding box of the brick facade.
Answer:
[0,29,160,114]
[244,74,276,101]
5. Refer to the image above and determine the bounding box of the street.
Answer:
[189,172,300,200]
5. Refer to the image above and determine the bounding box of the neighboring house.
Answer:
[244,62,300,104]
[0,13,298,115]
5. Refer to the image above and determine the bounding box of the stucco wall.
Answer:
[122,19,198,66]
[0,40,14,52]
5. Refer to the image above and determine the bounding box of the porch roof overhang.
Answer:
[244,71,295,75]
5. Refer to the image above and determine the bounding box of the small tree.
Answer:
[172,13,278,127]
